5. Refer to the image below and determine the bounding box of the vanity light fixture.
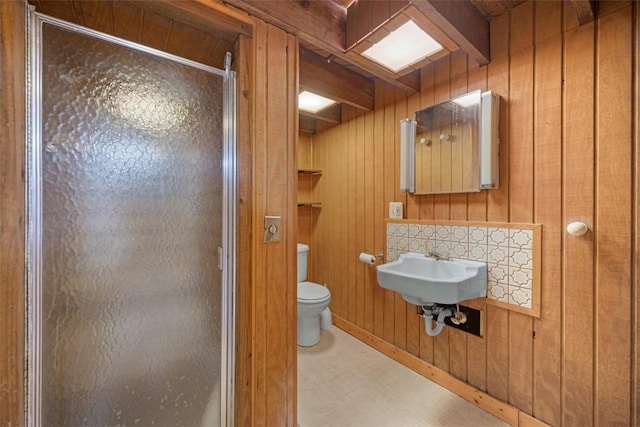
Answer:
[362,20,443,73]
[400,118,416,192]
[298,90,336,113]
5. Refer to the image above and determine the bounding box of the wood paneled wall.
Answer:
[1,3,299,425]
[251,20,299,427]
[304,1,637,425]
[0,2,25,425]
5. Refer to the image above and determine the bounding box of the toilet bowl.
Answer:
[297,244,332,347]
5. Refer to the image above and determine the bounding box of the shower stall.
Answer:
[26,11,236,426]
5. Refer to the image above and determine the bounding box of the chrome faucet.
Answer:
[426,250,449,261]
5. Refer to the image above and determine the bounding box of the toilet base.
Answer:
[320,307,332,329]
[297,315,321,347]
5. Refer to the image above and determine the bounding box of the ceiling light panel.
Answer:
[362,20,443,72]
[298,91,336,113]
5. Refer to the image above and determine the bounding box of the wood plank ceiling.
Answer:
[30,0,595,133]
[223,0,597,133]
[29,0,246,70]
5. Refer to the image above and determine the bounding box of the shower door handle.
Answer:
[218,246,223,271]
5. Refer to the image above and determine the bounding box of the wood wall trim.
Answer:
[0,1,26,426]
[385,218,541,229]
[634,3,640,425]
[234,32,253,427]
[331,315,552,427]
[252,20,299,427]
[595,4,633,424]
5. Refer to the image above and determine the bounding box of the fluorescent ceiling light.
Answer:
[362,20,443,72]
[452,92,481,108]
[298,91,336,113]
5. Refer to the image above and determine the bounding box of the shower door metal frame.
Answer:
[25,9,237,426]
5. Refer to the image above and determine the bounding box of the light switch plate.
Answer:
[264,216,281,243]
[389,202,403,219]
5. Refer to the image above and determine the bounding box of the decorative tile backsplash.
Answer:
[386,220,541,317]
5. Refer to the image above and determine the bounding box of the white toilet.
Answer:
[297,243,332,347]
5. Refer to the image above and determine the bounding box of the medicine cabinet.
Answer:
[400,90,500,194]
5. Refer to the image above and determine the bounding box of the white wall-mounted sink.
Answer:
[376,252,487,306]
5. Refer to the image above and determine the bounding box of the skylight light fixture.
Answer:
[298,91,336,113]
[362,20,443,72]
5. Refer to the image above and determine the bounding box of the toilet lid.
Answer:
[298,281,330,301]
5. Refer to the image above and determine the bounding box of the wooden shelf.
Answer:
[298,169,321,207]
[297,169,322,175]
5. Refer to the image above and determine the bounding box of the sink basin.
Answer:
[376,252,487,305]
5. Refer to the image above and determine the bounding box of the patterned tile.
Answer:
[487,246,509,265]
[508,286,532,308]
[509,267,532,289]
[387,235,398,251]
[421,238,431,254]
[487,228,509,246]
[397,236,409,252]
[509,247,532,269]
[385,222,536,312]
[436,225,450,241]
[408,224,422,239]
[469,227,488,245]
[408,237,422,252]
[488,264,508,283]
[487,281,508,302]
[510,229,533,249]
[450,242,468,258]
[468,244,488,262]
[450,226,469,244]
[431,240,450,257]
[422,224,436,240]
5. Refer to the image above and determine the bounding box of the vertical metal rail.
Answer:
[221,51,237,427]
[25,6,43,426]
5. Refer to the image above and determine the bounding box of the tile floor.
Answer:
[298,327,509,427]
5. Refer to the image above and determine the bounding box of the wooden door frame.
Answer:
[0,1,299,425]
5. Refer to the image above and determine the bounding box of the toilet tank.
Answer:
[297,243,309,282]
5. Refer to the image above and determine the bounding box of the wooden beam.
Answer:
[411,0,490,65]
[223,0,344,51]
[145,0,254,36]
[299,104,342,124]
[299,115,317,134]
[346,0,408,49]
[567,0,596,25]
[300,48,374,111]
[222,0,421,93]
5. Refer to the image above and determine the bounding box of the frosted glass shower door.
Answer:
[30,16,235,426]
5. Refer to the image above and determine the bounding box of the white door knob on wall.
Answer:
[566,222,588,236]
